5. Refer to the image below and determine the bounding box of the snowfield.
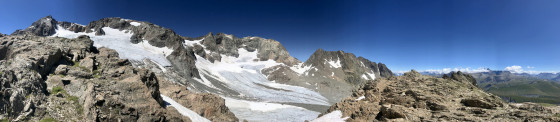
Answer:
[224,97,321,122]
[51,26,173,69]
[160,95,211,122]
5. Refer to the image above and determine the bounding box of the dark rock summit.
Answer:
[304,49,393,85]
[12,15,58,36]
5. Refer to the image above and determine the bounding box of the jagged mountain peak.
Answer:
[12,15,59,36]
[304,48,393,79]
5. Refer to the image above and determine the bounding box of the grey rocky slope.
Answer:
[319,71,560,121]
[261,49,394,105]
[9,15,394,121]
[0,29,237,121]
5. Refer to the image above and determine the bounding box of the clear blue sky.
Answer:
[1,0,559,72]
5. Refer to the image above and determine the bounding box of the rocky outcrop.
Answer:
[58,21,86,33]
[319,70,560,121]
[191,32,300,65]
[160,81,238,122]
[377,63,393,78]
[83,17,185,49]
[167,46,201,79]
[0,33,237,121]
[11,16,88,37]
[444,71,477,86]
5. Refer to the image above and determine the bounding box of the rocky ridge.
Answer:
[320,70,560,121]
[0,32,237,121]
[7,15,396,121]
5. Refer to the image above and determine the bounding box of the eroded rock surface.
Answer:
[0,34,237,121]
[320,70,560,121]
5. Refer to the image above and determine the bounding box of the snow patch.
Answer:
[311,110,349,122]
[130,22,141,26]
[326,57,342,68]
[362,74,369,80]
[355,96,365,101]
[183,38,205,48]
[161,95,211,122]
[366,70,376,80]
[225,34,233,39]
[290,63,313,75]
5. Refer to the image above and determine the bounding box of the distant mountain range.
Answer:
[417,69,560,105]
[415,69,560,83]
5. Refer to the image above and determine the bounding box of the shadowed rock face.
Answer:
[319,70,560,121]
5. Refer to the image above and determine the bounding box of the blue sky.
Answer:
[1,0,559,73]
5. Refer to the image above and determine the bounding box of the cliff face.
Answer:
[320,70,560,121]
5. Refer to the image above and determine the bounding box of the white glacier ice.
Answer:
[193,48,331,121]
[224,97,322,122]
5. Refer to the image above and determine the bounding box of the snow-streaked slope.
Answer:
[189,47,331,121]
[51,26,173,68]
[193,48,329,105]
[310,110,349,122]
[224,97,321,122]
[160,95,211,122]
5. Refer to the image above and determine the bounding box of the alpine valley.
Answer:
[0,16,558,122]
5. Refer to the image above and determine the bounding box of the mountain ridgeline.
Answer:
[2,15,558,121]
[1,16,396,121]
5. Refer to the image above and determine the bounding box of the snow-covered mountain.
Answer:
[10,15,393,121]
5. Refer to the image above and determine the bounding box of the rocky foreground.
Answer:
[0,34,237,121]
[320,71,560,121]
